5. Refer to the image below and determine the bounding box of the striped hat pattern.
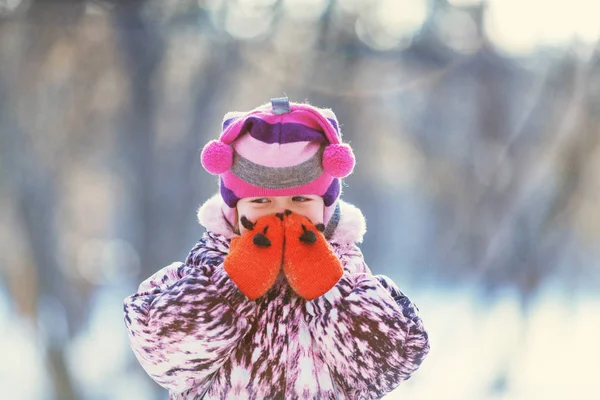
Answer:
[201,98,355,235]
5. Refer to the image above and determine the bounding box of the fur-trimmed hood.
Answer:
[196,194,366,244]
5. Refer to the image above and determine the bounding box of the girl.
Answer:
[123,98,430,399]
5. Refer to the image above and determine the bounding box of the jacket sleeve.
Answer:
[123,248,257,393]
[304,244,430,399]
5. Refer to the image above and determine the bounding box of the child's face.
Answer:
[236,195,324,234]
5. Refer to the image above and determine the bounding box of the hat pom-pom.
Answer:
[201,140,233,174]
[323,143,355,178]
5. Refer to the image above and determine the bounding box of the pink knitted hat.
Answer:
[200,98,355,237]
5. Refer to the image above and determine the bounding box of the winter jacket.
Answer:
[123,197,430,399]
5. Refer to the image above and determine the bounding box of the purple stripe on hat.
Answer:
[220,179,240,208]
[241,117,328,144]
[223,118,236,130]
[327,118,339,135]
[322,179,340,207]
[222,111,247,130]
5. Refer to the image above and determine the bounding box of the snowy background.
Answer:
[1,0,599,399]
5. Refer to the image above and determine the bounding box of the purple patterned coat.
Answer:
[124,197,430,399]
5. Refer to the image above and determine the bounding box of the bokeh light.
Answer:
[434,8,479,55]
[355,0,428,50]
[282,0,328,22]
[224,0,275,40]
[448,0,483,6]
[485,0,600,56]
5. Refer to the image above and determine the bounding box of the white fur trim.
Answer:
[222,111,246,124]
[329,200,367,244]
[197,194,366,244]
[317,107,338,122]
[197,194,236,239]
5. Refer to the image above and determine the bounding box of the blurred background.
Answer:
[1,0,599,399]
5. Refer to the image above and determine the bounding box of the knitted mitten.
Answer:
[224,213,285,300]
[282,210,343,300]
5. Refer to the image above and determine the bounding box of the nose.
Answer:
[275,210,292,220]
[274,205,287,215]
[272,197,293,213]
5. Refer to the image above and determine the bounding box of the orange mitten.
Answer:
[224,214,285,300]
[282,211,343,300]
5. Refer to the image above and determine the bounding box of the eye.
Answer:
[250,198,270,204]
[292,196,311,202]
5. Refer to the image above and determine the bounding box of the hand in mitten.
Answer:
[282,210,343,300]
[224,213,285,300]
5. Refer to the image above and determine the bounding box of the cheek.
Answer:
[310,207,325,224]
[294,204,324,224]
[236,207,272,234]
